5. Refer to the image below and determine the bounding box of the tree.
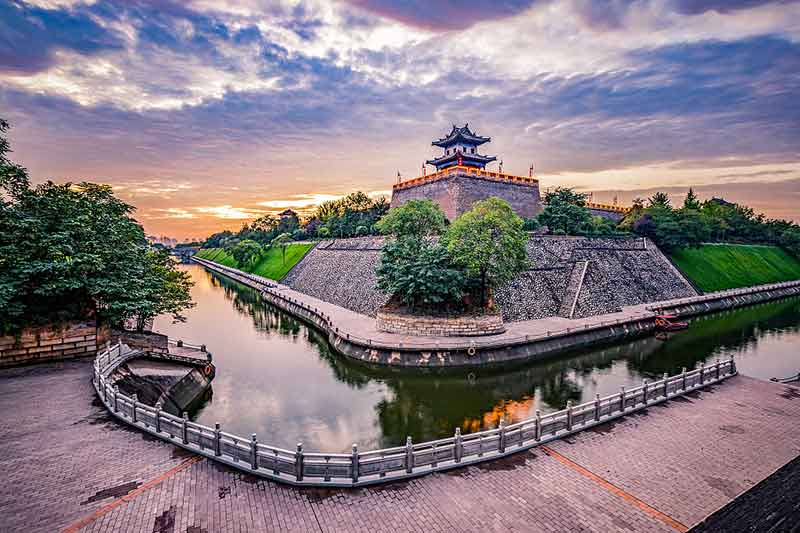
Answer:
[128,248,195,331]
[376,199,447,240]
[0,119,194,334]
[375,200,463,311]
[683,188,701,210]
[648,192,671,208]
[271,232,293,265]
[445,197,529,308]
[537,187,592,235]
[376,239,464,310]
[229,239,262,266]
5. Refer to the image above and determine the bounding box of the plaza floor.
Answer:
[1,359,798,532]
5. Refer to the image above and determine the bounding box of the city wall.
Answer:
[389,172,542,219]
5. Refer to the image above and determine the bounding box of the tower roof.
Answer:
[432,124,490,147]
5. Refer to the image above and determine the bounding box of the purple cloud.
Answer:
[343,0,542,30]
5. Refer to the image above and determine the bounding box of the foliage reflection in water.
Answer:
[154,264,800,452]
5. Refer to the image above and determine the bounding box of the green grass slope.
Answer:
[193,243,314,280]
[670,244,800,292]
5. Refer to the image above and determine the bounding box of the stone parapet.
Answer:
[110,330,168,353]
[376,308,505,337]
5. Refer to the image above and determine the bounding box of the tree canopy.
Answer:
[0,119,194,334]
[376,199,447,240]
[445,197,529,308]
[537,187,592,235]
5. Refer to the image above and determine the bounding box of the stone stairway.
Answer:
[559,261,590,318]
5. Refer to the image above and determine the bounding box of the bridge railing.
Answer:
[93,339,738,487]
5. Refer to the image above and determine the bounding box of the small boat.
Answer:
[770,372,800,384]
[654,314,689,332]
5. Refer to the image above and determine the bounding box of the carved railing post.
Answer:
[131,394,138,423]
[351,444,359,483]
[250,434,258,470]
[642,380,649,405]
[699,363,705,385]
[619,386,626,412]
[113,385,119,412]
[454,428,463,463]
[729,355,736,375]
[498,419,507,453]
[682,367,688,390]
[715,359,721,380]
[405,437,414,473]
[214,423,221,457]
[534,410,542,442]
[594,394,601,421]
[295,443,304,482]
[155,402,162,433]
[566,401,574,431]
[181,412,189,444]
[663,373,669,398]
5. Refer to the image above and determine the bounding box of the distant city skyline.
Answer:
[2,0,799,238]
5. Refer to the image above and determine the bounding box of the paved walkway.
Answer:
[1,359,799,532]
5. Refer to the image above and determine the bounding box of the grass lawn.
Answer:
[194,242,314,280]
[670,244,800,292]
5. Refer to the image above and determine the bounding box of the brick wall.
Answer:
[377,309,506,337]
[390,172,542,219]
[0,320,103,367]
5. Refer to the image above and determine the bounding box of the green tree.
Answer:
[537,187,592,235]
[129,248,195,331]
[376,199,447,240]
[648,192,671,208]
[376,239,464,310]
[683,188,701,210]
[0,119,194,334]
[445,197,529,308]
[229,239,262,265]
[271,232,293,265]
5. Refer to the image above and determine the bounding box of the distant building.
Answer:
[389,123,630,221]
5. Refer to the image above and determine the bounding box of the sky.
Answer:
[2,0,799,239]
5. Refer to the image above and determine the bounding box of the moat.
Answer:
[154,264,800,452]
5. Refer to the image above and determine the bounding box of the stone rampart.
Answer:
[283,236,697,323]
[376,309,505,337]
[390,172,541,219]
[0,320,106,367]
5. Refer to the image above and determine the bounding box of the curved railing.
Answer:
[192,256,800,353]
[93,340,738,487]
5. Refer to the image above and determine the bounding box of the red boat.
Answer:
[654,314,689,332]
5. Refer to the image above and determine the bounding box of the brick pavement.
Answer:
[1,360,798,532]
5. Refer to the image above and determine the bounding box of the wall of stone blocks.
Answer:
[283,236,698,322]
[390,173,542,219]
[0,320,103,367]
[376,309,505,337]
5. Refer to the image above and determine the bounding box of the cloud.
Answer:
[342,0,541,31]
[194,205,265,219]
[0,0,123,73]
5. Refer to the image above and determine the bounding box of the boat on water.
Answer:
[654,314,690,332]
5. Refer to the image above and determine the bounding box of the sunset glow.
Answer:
[2,0,799,238]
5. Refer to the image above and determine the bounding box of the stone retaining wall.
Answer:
[376,309,505,337]
[0,320,107,367]
[284,236,697,322]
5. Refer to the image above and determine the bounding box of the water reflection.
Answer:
[155,265,800,451]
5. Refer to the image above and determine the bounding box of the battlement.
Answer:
[393,165,538,191]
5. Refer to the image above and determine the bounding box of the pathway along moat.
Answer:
[154,264,800,452]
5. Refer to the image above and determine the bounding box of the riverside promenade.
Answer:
[1,359,798,532]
